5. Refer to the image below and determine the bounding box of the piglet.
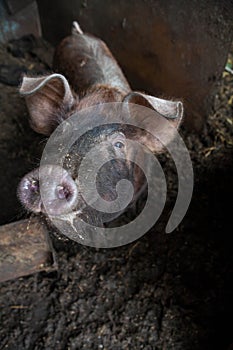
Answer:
[18,21,183,237]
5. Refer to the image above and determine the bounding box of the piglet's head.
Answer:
[18,73,183,225]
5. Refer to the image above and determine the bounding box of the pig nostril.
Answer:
[30,179,40,193]
[56,184,72,200]
[39,168,79,215]
[20,176,40,195]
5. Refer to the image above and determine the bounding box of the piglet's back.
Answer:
[53,22,131,96]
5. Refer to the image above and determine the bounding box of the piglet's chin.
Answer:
[18,165,79,216]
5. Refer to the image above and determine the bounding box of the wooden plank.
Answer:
[0,217,57,283]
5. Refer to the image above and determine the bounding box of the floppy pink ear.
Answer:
[123,91,183,152]
[20,73,76,135]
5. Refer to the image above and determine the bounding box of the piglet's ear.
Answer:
[123,91,183,126]
[123,91,183,153]
[20,73,76,135]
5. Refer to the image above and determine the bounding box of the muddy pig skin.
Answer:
[18,21,183,230]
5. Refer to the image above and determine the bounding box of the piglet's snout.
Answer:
[18,165,78,216]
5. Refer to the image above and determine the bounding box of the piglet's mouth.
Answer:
[18,165,79,216]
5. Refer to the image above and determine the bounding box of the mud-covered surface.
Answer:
[0,37,232,350]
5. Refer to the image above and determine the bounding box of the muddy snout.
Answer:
[18,165,78,216]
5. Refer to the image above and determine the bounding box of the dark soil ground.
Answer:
[0,36,232,350]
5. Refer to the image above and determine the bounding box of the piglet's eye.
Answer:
[114,141,125,149]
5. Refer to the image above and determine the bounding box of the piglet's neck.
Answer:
[77,84,124,111]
